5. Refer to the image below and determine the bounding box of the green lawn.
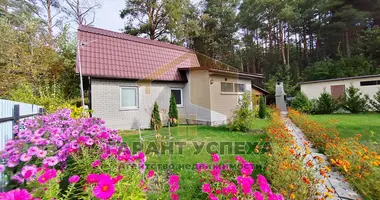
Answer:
[310,113,380,142]
[120,118,269,199]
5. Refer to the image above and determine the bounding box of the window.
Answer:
[120,87,138,109]
[360,80,380,86]
[221,82,234,92]
[234,83,246,92]
[171,88,183,107]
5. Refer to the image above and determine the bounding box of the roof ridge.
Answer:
[78,25,191,53]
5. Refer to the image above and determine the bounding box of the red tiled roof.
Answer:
[76,25,200,81]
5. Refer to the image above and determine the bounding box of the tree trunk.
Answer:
[280,21,286,65]
[287,26,290,67]
[345,31,351,57]
[4,0,8,18]
[47,0,53,46]
[269,20,273,50]
[303,27,309,66]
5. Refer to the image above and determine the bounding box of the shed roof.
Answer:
[299,74,380,85]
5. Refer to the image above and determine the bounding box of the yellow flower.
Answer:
[325,192,333,198]
[290,193,296,199]
[289,184,294,189]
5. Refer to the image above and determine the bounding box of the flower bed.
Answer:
[288,108,380,199]
[0,109,281,199]
[265,110,318,200]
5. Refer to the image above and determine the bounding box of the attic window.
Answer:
[221,82,234,92]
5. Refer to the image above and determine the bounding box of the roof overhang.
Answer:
[299,74,380,85]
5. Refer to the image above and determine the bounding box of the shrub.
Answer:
[341,85,369,113]
[228,92,253,132]
[258,96,266,119]
[150,102,162,130]
[291,92,313,113]
[369,90,380,112]
[315,92,338,114]
[168,93,179,126]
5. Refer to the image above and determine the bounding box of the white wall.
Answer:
[91,79,186,130]
[301,77,380,100]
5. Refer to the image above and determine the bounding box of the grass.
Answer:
[120,118,269,199]
[310,113,380,142]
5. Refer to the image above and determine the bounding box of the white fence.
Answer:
[0,99,44,151]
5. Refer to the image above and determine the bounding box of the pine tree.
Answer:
[168,93,179,126]
[342,85,369,113]
[369,90,380,112]
[258,96,266,119]
[150,102,162,130]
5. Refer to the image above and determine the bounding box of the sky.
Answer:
[91,0,201,33]
[92,0,126,32]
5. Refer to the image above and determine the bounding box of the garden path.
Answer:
[281,112,362,200]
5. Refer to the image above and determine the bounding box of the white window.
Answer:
[171,88,183,107]
[234,83,246,92]
[221,82,234,92]
[120,87,138,109]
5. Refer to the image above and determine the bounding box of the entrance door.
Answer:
[330,85,345,99]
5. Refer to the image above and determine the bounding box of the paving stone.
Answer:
[281,115,363,200]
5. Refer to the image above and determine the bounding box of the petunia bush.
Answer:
[0,109,172,199]
[196,153,284,200]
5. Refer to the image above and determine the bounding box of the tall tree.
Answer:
[120,0,190,40]
[63,0,101,25]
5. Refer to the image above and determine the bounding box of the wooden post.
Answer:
[12,105,20,138]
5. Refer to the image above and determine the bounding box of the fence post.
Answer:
[12,105,20,138]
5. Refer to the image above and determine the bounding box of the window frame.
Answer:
[221,82,234,92]
[360,80,380,86]
[170,88,184,107]
[120,86,139,110]
[234,83,246,93]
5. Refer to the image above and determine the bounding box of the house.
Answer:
[300,74,380,100]
[76,25,264,130]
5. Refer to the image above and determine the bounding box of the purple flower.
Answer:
[69,175,80,184]
[85,138,94,146]
[11,173,24,184]
[7,159,19,168]
[71,130,79,137]
[42,156,59,167]
[20,153,32,162]
[27,146,40,155]
[37,150,47,158]
[0,164,5,173]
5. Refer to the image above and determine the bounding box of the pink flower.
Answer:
[147,170,155,179]
[20,153,32,162]
[202,183,212,193]
[100,153,109,160]
[1,188,31,200]
[93,174,115,199]
[170,184,179,193]
[38,169,57,184]
[112,175,123,184]
[86,174,99,184]
[69,175,80,184]
[36,150,47,158]
[211,154,220,163]
[253,191,264,200]
[168,175,179,185]
[170,193,179,200]
[235,155,246,163]
[21,165,37,181]
[91,160,101,168]
[241,162,254,176]
[257,175,271,194]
